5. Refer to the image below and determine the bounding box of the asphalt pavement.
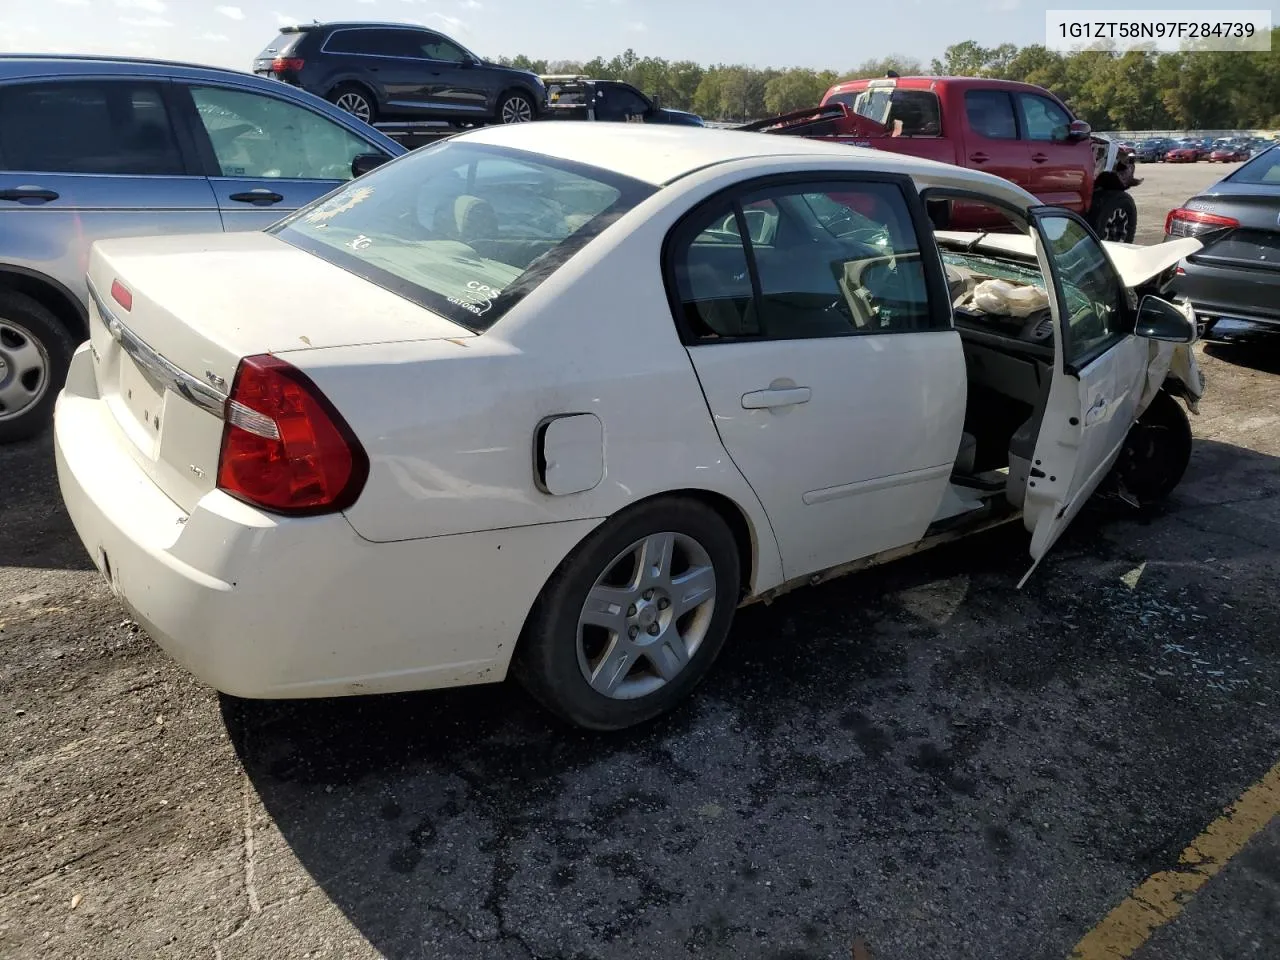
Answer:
[2,161,1278,960]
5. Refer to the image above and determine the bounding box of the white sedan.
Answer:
[54,123,1206,730]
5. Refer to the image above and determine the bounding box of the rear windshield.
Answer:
[255,31,303,60]
[1228,146,1280,184]
[827,88,942,136]
[270,142,655,332]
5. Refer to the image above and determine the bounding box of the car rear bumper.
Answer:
[1171,260,1280,340]
[53,344,601,699]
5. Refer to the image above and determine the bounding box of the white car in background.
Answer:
[54,124,1205,731]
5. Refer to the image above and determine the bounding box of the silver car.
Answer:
[0,54,403,442]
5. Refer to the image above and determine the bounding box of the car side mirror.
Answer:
[1136,295,1197,343]
[351,153,389,178]
[1066,119,1091,142]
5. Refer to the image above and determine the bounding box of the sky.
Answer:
[0,0,1275,73]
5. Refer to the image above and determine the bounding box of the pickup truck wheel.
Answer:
[512,497,741,731]
[1112,390,1193,505]
[1089,189,1137,243]
[0,291,75,444]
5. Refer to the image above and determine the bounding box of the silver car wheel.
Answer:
[576,532,718,700]
[0,319,50,422]
[500,95,534,123]
[336,92,372,122]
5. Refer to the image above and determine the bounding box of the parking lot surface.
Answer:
[2,162,1278,960]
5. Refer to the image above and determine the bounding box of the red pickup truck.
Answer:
[743,75,1141,242]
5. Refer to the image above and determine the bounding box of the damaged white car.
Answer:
[53,124,1204,731]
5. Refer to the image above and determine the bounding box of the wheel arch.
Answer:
[0,266,88,341]
[325,77,379,106]
[1093,172,1128,194]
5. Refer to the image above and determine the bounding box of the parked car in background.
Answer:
[739,76,1143,241]
[1133,138,1171,162]
[1166,141,1201,163]
[1209,143,1251,163]
[541,75,704,126]
[1167,144,1280,342]
[0,54,403,443]
[53,123,1203,730]
[254,21,546,127]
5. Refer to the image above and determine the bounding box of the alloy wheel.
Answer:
[576,532,718,700]
[0,320,50,422]
[336,92,372,122]
[501,96,534,123]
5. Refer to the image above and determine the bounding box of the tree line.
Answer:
[496,32,1280,130]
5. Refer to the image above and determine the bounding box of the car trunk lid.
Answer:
[1184,184,1280,273]
[85,232,475,514]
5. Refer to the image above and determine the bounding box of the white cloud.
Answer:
[432,13,468,31]
[355,0,376,4]
[200,32,230,42]
[625,20,647,32]
[120,15,172,27]
[215,4,245,19]
[273,11,299,26]
[462,0,481,8]
[115,0,167,11]
[53,0,90,6]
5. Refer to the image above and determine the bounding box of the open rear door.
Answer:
[1017,207,1150,587]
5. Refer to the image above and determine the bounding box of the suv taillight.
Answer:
[271,57,305,73]
[1165,207,1239,239]
[217,355,367,516]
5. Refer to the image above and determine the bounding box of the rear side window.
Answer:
[1229,147,1280,184]
[0,80,184,176]
[829,88,942,137]
[324,29,403,56]
[669,179,940,341]
[270,142,655,332]
[964,90,1017,140]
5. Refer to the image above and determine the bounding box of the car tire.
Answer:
[1112,389,1193,505]
[496,91,536,124]
[1088,189,1138,243]
[512,497,742,731]
[328,83,377,124]
[0,290,76,444]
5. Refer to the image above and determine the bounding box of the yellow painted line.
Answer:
[1070,757,1280,960]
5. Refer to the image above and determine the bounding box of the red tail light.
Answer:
[110,279,133,312]
[1165,207,1239,239]
[217,355,367,516]
[271,57,305,73]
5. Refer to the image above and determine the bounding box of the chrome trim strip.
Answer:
[86,276,228,420]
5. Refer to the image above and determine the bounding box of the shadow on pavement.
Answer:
[223,437,1280,960]
[1203,340,1280,375]
[0,432,95,572]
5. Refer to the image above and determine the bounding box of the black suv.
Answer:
[253,22,546,127]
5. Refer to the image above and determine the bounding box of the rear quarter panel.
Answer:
[286,172,792,594]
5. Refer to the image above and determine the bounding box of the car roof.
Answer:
[0,54,260,82]
[455,121,1032,196]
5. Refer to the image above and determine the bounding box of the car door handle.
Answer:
[1031,153,1049,163]
[741,386,811,409]
[0,187,59,204]
[1084,396,1109,425]
[968,152,989,163]
[228,190,284,206]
